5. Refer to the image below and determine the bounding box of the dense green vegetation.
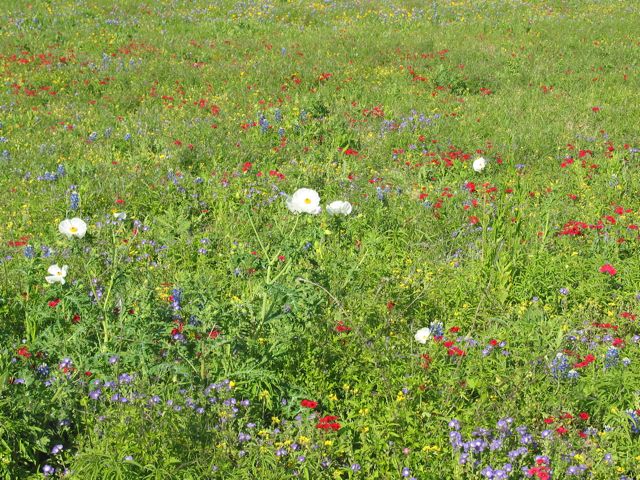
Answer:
[1,1,640,478]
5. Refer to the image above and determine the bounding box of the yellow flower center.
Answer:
[57,271,62,276]
[70,227,78,233]
[304,198,312,204]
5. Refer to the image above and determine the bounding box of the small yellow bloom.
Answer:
[324,440,333,446]
[422,445,441,453]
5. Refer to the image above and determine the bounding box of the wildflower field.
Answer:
[2,0,640,478]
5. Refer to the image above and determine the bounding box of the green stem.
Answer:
[247,211,270,259]
[100,231,120,351]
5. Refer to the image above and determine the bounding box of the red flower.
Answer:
[599,263,617,275]
[592,322,618,330]
[316,415,341,430]
[7,240,28,247]
[528,465,551,480]
[318,415,338,423]
[335,321,351,333]
[208,329,221,339]
[170,321,184,336]
[578,412,590,421]
[420,353,433,369]
[574,354,596,368]
[556,426,568,435]
[543,417,554,424]
[447,347,466,357]
[300,399,318,409]
[48,299,61,308]
[17,346,31,358]
[72,314,81,324]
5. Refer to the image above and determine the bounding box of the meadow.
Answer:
[1,0,640,478]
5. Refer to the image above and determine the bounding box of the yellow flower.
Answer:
[298,436,310,445]
[324,440,333,446]
[422,445,441,453]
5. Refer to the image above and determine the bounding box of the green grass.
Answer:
[1,0,640,478]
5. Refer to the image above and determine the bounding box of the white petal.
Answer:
[414,327,431,344]
[327,201,352,215]
[58,219,73,238]
[70,218,87,238]
[48,264,60,275]
[45,275,60,284]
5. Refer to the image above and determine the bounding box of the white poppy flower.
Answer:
[472,157,487,172]
[286,188,321,215]
[113,212,127,221]
[414,327,432,344]
[326,201,352,215]
[46,264,68,284]
[58,218,87,239]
